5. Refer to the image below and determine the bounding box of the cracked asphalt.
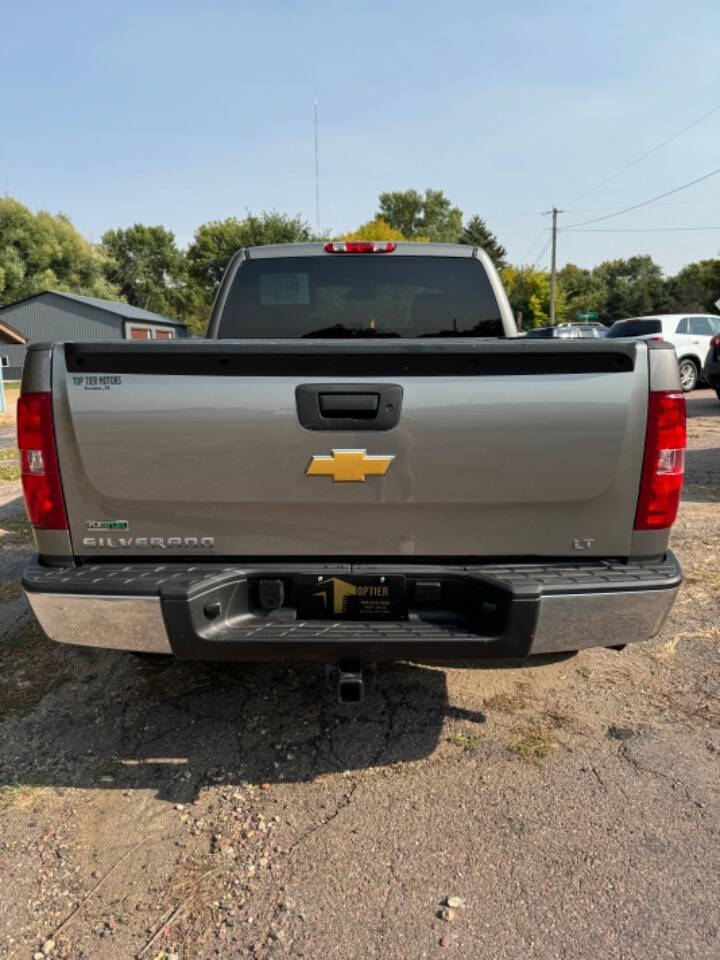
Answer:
[0,391,718,960]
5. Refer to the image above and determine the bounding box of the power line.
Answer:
[531,234,553,268]
[564,225,720,232]
[565,101,720,206]
[520,227,549,263]
[562,165,720,229]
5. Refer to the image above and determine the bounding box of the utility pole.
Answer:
[549,206,562,325]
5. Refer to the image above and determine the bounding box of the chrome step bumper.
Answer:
[23,555,681,662]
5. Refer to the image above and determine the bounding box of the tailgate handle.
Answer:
[296,383,403,431]
[319,392,379,418]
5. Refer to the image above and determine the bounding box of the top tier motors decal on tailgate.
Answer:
[72,375,122,391]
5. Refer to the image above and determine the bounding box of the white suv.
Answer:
[606,314,720,391]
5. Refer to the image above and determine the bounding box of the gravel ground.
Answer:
[0,390,718,960]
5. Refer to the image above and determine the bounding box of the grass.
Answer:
[0,781,49,811]
[446,730,485,753]
[507,724,555,764]
[0,447,18,462]
[0,464,20,483]
[0,513,32,546]
[0,620,68,717]
[0,581,22,603]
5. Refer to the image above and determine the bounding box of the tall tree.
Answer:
[459,215,507,267]
[101,224,187,318]
[665,259,720,313]
[593,255,669,326]
[186,211,314,315]
[377,188,463,242]
[0,197,117,305]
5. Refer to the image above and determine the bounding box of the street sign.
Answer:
[714,298,720,310]
[577,310,598,320]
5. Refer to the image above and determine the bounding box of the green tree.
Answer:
[459,215,507,267]
[665,259,720,313]
[0,197,117,305]
[500,265,567,328]
[593,255,669,326]
[377,188,463,242]
[557,263,608,321]
[186,211,314,320]
[101,224,188,319]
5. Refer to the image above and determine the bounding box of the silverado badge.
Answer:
[305,449,394,483]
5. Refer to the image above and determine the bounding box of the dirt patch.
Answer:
[0,387,18,426]
[0,619,70,718]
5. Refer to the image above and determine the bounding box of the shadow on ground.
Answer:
[682,446,720,502]
[686,390,720,419]
[0,639,568,803]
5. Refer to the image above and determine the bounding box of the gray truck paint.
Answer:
[52,349,649,559]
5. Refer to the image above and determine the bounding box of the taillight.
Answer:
[17,392,68,530]
[634,391,686,530]
[710,333,720,349]
[324,241,396,254]
[648,335,664,342]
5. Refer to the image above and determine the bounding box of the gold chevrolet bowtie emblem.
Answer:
[305,449,395,483]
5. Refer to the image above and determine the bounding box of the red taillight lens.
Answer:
[648,335,664,342]
[634,391,686,530]
[17,392,68,530]
[710,333,720,349]
[324,241,396,254]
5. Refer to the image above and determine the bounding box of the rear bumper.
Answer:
[23,555,681,662]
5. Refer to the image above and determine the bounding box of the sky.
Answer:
[3,0,720,275]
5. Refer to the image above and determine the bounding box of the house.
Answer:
[0,317,27,381]
[0,291,188,380]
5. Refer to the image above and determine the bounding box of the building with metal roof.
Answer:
[0,291,188,380]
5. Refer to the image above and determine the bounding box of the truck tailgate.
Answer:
[54,339,646,559]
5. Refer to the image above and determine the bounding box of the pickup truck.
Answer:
[19,242,684,701]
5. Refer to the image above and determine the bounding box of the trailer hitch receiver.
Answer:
[325,661,377,705]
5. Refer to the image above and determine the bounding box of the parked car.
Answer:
[606,314,720,392]
[523,322,607,339]
[703,331,720,401]
[19,242,683,703]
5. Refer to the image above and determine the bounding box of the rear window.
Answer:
[217,255,504,338]
[606,318,662,338]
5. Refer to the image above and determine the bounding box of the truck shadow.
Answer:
[682,447,720,503]
[0,646,566,803]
